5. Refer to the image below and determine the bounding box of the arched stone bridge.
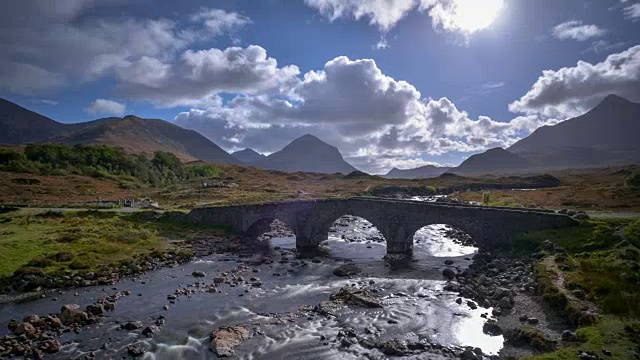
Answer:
[187,198,577,255]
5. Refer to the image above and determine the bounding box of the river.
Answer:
[0,214,504,359]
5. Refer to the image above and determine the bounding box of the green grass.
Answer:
[0,208,232,282]
[505,217,640,358]
[526,317,640,359]
[0,210,180,278]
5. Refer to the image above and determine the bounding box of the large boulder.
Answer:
[210,326,250,357]
[59,304,89,325]
[330,287,382,308]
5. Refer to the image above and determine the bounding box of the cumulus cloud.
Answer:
[0,3,250,95]
[86,99,126,116]
[552,20,606,41]
[175,56,555,174]
[509,45,640,118]
[115,45,300,107]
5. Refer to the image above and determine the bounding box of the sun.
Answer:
[449,0,504,33]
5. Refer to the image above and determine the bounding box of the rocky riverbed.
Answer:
[0,215,569,359]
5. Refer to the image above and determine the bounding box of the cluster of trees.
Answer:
[0,144,221,186]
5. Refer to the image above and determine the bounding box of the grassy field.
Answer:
[0,208,226,280]
[455,166,640,212]
[2,164,639,212]
[504,217,640,359]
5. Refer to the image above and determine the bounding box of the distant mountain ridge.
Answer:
[384,165,451,179]
[232,148,266,165]
[0,98,241,165]
[508,94,640,168]
[255,134,358,174]
[447,147,533,176]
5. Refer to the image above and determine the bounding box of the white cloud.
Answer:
[509,45,640,118]
[305,0,503,36]
[115,45,300,107]
[552,20,606,42]
[304,0,419,32]
[0,4,251,95]
[190,8,251,36]
[583,40,627,54]
[86,99,126,116]
[175,56,555,174]
[33,99,59,105]
[624,3,640,20]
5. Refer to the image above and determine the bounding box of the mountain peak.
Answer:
[254,134,357,174]
[600,94,631,105]
[592,94,634,113]
[232,148,265,165]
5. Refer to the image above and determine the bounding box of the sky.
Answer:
[1,0,639,174]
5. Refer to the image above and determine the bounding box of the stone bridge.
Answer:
[187,198,577,255]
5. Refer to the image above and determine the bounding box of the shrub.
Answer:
[626,171,640,188]
[482,191,492,205]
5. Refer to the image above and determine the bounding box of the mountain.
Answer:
[0,98,240,165]
[255,134,358,174]
[447,147,533,176]
[508,94,640,168]
[0,98,69,143]
[384,165,451,179]
[232,148,266,165]
[54,115,241,164]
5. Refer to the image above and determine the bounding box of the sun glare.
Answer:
[450,0,504,33]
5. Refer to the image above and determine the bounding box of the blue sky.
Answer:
[1,0,639,173]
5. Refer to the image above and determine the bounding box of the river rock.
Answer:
[60,304,89,325]
[333,264,361,277]
[23,315,41,327]
[192,270,206,277]
[378,340,409,356]
[210,326,250,357]
[44,315,62,329]
[86,304,104,316]
[127,343,145,357]
[13,322,37,337]
[527,317,540,325]
[561,330,577,342]
[142,325,159,337]
[41,340,61,353]
[442,268,456,279]
[330,287,382,308]
[460,349,478,359]
[121,321,143,331]
[498,297,514,310]
[482,320,502,336]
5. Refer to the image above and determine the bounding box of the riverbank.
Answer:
[0,209,235,297]
[2,211,639,359]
